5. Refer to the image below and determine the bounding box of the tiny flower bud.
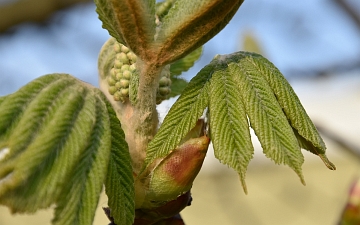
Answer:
[159,87,171,96]
[115,82,122,89]
[117,52,129,64]
[114,60,123,69]
[123,70,132,80]
[115,72,123,80]
[121,64,130,72]
[113,91,122,101]
[120,88,129,96]
[108,86,117,95]
[121,45,130,53]
[107,77,116,86]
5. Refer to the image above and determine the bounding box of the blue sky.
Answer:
[0,0,359,95]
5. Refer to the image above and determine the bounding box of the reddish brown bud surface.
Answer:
[147,135,209,202]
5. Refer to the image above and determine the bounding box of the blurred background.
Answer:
[0,0,360,224]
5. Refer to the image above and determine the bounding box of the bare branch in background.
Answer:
[0,0,92,32]
[316,124,360,161]
[334,0,360,30]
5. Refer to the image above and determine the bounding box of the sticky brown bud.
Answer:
[146,135,209,203]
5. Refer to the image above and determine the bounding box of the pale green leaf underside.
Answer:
[235,52,335,170]
[0,74,134,225]
[228,60,305,184]
[104,100,135,225]
[145,63,216,166]
[170,47,203,77]
[209,67,254,193]
[146,52,334,189]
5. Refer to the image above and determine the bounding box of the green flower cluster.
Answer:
[156,65,171,104]
[107,42,137,102]
[107,41,172,104]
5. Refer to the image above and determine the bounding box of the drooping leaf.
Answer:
[0,74,134,225]
[155,0,244,65]
[208,66,254,194]
[239,52,335,170]
[52,92,111,225]
[144,63,215,167]
[104,99,135,225]
[0,80,94,212]
[226,55,305,184]
[96,0,156,61]
[170,47,203,77]
[168,77,188,98]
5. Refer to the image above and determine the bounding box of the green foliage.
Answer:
[208,65,254,194]
[0,74,134,225]
[145,52,334,191]
[155,0,244,65]
[145,63,214,166]
[170,47,203,77]
[95,0,156,60]
[0,1,335,224]
[104,100,135,225]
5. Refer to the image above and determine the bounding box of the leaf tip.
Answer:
[319,153,336,170]
[236,173,248,194]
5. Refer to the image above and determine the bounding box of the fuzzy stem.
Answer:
[129,59,163,173]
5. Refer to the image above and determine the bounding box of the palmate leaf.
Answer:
[227,55,305,184]
[146,52,334,189]
[208,66,254,194]
[0,74,134,225]
[144,63,216,166]
[238,52,335,170]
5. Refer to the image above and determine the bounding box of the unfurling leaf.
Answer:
[155,0,244,64]
[208,66,254,194]
[170,47,203,77]
[0,74,134,225]
[141,120,209,209]
[95,0,156,60]
[149,52,334,193]
[237,52,335,170]
[145,63,215,166]
[227,56,305,185]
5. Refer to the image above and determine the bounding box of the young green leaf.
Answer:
[226,56,305,184]
[208,66,254,194]
[170,47,203,77]
[96,0,156,61]
[168,77,188,98]
[104,99,135,225]
[98,37,117,80]
[0,82,93,212]
[52,94,111,225]
[144,63,215,167]
[0,74,134,225]
[94,0,126,45]
[155,0,244,65]
[239,52,335,170]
